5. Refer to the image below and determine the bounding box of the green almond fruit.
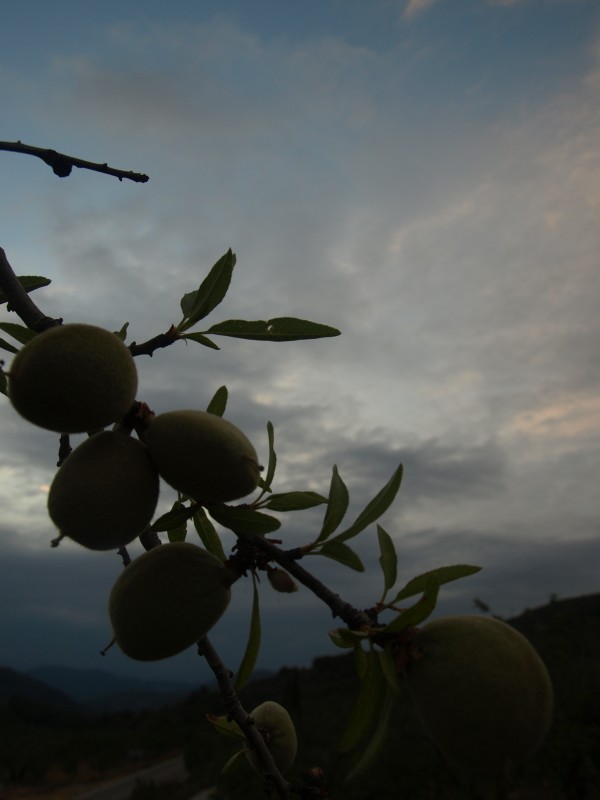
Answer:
[245,701,298,775]
[145,410,261,504]
[405,615,554,781]
[109,542,232,661]
[8,323,138,433]
[48,431,159,550]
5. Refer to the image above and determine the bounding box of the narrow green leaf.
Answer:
[390,564,482,604]
[318,540,364,572]
[377,525,398,603]
[354,642,368,679]
[0,337,18,354]
[114,322,129,342]
[264,491,327,512]
[151,503,195,532]
[328,627,369,649]
[180,289,198,319]
[206,316,341,342]
[206,713,245,740]
[383,578,440,634]
[0,275,51,306]
[207,504,281,535]
[261,421,277,491]
[378,647,400,696]
[316,465,349,542]
[206,385,228,417]
[220,749,247,775]
[0,322,37,345]
[344,685,395,782]
[179,249,236,330]
[166,500,188,542]
[338,651,386,753]
[235,574,261,689]
[180,332,220,350]
[192,508,226,562]
[331,464,403,544]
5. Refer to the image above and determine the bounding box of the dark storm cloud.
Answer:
[325,436,507,504]
[389,524,600,618]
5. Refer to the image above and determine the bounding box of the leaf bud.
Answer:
[267,568,298,593]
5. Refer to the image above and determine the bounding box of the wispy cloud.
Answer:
[488,0,527,6]
[403,0,440,22]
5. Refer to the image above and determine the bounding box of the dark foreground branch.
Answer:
[128,326,180,357]
[0,247,60,331]
[198,635,292,800]
[0,140,149,183]
[237,531,374,631]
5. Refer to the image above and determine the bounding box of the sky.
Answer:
[1,0,599,688]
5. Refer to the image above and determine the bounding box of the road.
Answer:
[73,755,190,800]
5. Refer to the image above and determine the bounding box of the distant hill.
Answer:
[1,594,598,798]
[27,665,198,711]
[0,663,276,713]
[0,666,77,709]
[3,594,598,715]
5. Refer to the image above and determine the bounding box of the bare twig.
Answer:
[1,140,149,182]
[198,635,293,800]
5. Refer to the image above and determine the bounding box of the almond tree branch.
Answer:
[1,246,178,357]
[0,247,61,332]
[234,530,375,630]
[197,635,293,800]
[121,536,292,795]
[1,140,149,182]
[128,327,180,357]
[2,244,371,633]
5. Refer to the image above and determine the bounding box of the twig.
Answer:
[128,326,180,357]
[1,140,149,182]
[0,247,60,332]
[236,531,374,630]
[198,635,292,800]
[0,247,178,358]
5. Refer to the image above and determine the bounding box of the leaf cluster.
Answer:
[174,249,340,350]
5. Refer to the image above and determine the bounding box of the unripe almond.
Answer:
[405,615,553,780]
[48,431,159,550]
[109,542,232,661]
[145,410,261,504]
[8,323,137,433]
[245,701,297,775]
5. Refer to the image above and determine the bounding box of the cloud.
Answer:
[2,6,600,679]
[403,0,440,21]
